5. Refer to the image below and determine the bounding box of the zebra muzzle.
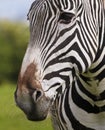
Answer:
[27,90,51,121]
[15,86,51,121]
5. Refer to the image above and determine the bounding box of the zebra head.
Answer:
[15,0,104,122]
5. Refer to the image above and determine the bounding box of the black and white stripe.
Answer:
[25,0,105,129]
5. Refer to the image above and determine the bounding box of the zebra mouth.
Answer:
[14,88,52,121]
[26,111,47,121]
[26,97,51,121]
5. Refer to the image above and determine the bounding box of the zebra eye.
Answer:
[59,12,74,23]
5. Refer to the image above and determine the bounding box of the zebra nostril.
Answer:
[32,90,43,102]
[36,90,42,100]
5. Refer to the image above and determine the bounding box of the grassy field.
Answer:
[0,83,53,130]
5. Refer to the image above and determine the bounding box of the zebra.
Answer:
[14,0,105,129]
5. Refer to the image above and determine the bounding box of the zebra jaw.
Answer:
[15,63,52,121]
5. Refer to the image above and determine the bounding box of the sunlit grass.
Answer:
[0,83,53,130]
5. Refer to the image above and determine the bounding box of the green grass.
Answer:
[0,84,53,130]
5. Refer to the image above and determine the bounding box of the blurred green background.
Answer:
[0,21,28,83]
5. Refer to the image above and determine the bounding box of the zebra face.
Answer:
[15,0,101,122]
[15,0,81,121]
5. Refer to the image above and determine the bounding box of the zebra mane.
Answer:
[27,0,46,20]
